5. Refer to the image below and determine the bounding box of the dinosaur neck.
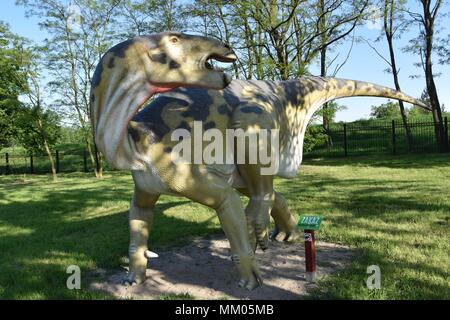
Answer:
[93,68,154,169]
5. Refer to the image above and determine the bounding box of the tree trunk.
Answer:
[37,117,57,181]
[384,0,413,151]
[422,0,448,152]
[319,0,332,148]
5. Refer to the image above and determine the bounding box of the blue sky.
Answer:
[1,0,449,122]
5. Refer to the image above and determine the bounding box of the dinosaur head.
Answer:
[143,32,237,91]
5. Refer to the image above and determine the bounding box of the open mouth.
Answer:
[204,52,237,71]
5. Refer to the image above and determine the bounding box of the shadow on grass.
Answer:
[304,153,450,169]
[0,181,222,299]
[276,165,449,299]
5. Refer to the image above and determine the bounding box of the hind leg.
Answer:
[238,188,300,242]
[123,188,159,285]
[270,192,300,242]
[169,169,262,290]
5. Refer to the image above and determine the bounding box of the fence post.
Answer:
[5,153,10,175]
[445,117,449,151]
[343,123,348,157]
[56,150,60,173]
[30,153,34,174]
[392,120,396,155]
[83,150,88,173]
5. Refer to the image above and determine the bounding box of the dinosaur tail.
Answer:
[306,77,430,110]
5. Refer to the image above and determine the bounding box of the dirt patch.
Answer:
[90,235,356,300]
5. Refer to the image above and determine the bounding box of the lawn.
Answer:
[0,154,449,299]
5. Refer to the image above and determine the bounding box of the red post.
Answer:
[304,229,316,282]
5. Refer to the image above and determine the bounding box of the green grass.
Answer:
[0,154,449,299]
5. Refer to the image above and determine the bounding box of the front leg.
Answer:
[216,191,263,290]
[124,189,159,285]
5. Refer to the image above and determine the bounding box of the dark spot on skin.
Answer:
[169,60,180,69]
[282,80,309,107]
[150,52,167,64]
[240,106,263,114]
[107,57,115,68]
[173,88,213,121]
[336,79,349,89]
[203,121,215,130]
[91,58,103,87]
[109,39,134,58]
[177,121,191,132]
[163,146,172,153]
[133,96,189,142]
[253,92,270,103]
[128,126,141,143]
[218,104,232,116]
[224,91,241,108]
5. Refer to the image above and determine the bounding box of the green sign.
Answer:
[298,215,323,230]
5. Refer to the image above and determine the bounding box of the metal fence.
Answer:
[305,117,449,158]
[0,149,105,175]
[1,118,448,175]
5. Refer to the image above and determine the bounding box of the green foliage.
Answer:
[370,100,401,119]
[15,106,61,154]
[59,126,87,146]
[0,22,28,147]
[304,125,328,152]
[316,101,347,123]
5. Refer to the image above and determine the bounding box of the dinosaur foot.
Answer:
[232,251,263,291]
[270,224,301,243]
[122,250,158,286]
[122,271,146,286]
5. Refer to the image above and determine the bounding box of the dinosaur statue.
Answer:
[91,32,428,291]
[128,77,428,290]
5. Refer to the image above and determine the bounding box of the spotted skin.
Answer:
[133,77,428,251]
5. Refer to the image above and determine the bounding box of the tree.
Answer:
[119,0,187,37]
[315,0,365,146]
[20,47,61,181]
[405,0,448,152]
[409,88,436,117]
[370,100,402,119]
[382,0,413,149]
[0,22,28,147]
[17,0,122,177]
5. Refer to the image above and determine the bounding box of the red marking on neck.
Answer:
[152,84,180,94]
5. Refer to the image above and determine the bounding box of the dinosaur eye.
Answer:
[170,36,179,44]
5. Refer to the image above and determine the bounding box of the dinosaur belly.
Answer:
[131,167,172,195]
